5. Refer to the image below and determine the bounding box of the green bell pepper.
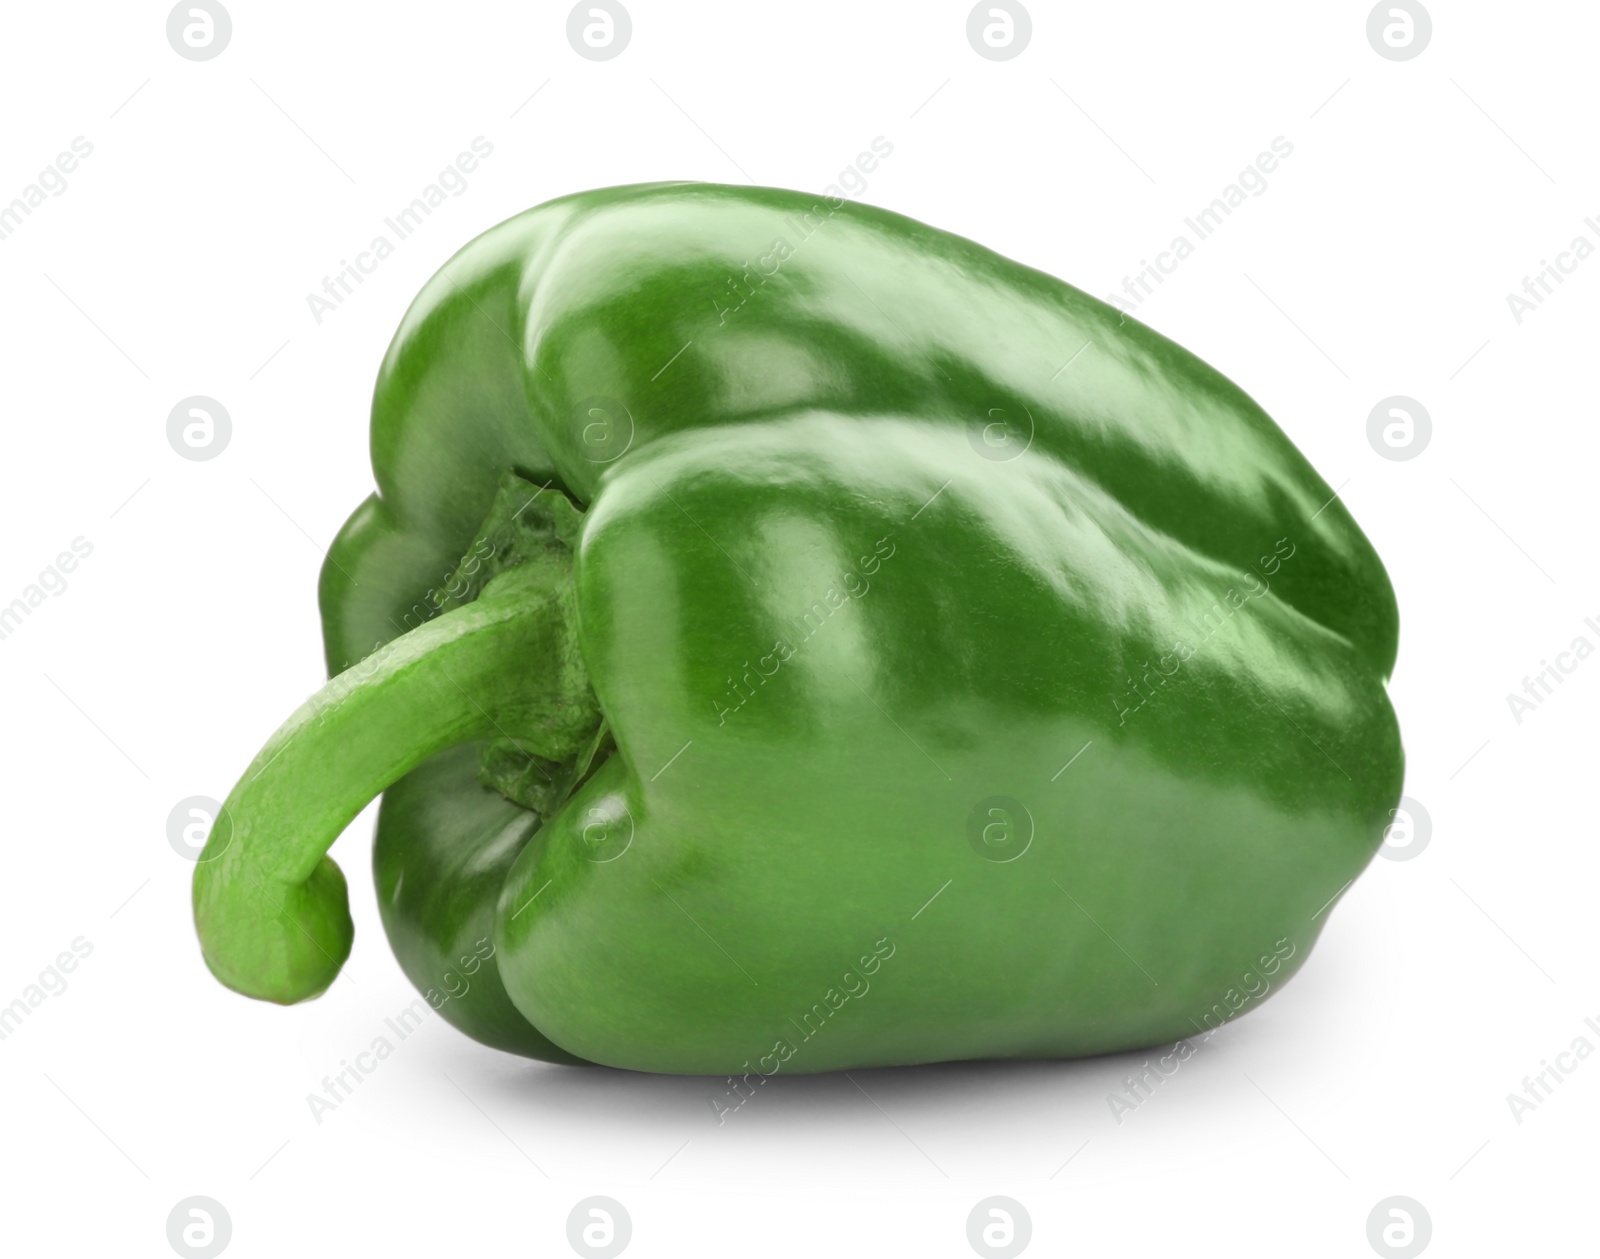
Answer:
[193,182,1403,1074]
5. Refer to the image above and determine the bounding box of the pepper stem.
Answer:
[193,555,600,1004]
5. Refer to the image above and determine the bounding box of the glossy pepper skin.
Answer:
[193,182,1403,1075]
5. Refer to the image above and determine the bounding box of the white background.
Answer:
[0,2,1593,1255]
